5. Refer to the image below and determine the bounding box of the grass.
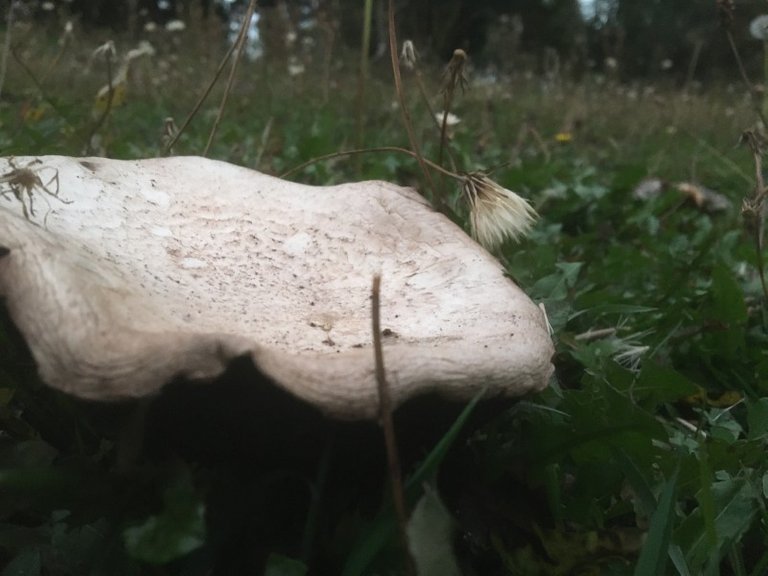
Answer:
[1,10,767,576]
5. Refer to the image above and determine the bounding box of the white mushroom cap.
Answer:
[0,156,553,420]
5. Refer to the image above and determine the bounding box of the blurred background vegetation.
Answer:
[2,1,768,575]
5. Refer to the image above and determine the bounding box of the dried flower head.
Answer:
[400,40,418,70]
[442,49,468,96]
[717,0,735,28]
[91,40,116,60]
[462,171,537,249]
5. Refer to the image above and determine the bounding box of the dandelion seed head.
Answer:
[400,40,417,70]
[462,172,537,250]
[750,15,768,40]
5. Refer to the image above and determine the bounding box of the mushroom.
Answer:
[0,155,554,420]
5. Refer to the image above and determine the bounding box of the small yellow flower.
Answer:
[462,172,537,250]
[555,132,573,143]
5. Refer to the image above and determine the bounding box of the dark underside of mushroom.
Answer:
[2,309,546,576]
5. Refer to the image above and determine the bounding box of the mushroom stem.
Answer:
[372,274,415,575]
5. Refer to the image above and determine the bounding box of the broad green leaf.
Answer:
[674,479,759,572]
[123,470,205,564]
[635,363,699,408]
[633,467,678,576]
[710,263,747,325]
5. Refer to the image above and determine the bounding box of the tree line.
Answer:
[12,0,768,82]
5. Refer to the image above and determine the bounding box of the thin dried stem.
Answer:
[354,0,374,175]
[0,0,15,100]
[741,130,768,302]
[387,0,435,198]
[163,23,240,155]
[724,29,768,127]
[204,0,257,156]
[85,49,116,153]
[10,46,73,128]
[279,145,458,180]
[438,49,467,170]
[371,275,415,576]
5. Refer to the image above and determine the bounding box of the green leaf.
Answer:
[635,363,699,408]
[746,398,768,439]
[674,478,759,572]
[633,466,678,576]
[123,470,205,564]
[668,544,692,576]
[614,449,656,519]
[710,263,747,325]
[263,554,308,576]
[2,547,41,576]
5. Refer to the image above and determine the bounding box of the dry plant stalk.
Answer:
[387,0,435,198]
[204,0,258,156]
[282,146,537,251]
[718,1,768,127]
[740,130,768,301]
[0,0,15,100]
[163,6,252,155]
[400,40,459,173]
[85,42,117,153]
[438,49,468,169]
[371,274,415,576]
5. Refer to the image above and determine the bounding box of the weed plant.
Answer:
[0,7,767,576]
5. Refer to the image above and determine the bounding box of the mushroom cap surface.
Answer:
[0,156,553,419]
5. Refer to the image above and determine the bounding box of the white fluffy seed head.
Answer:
[462,172,537,250]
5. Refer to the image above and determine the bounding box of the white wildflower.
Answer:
[127,40,155,61]
[462,172,537,250]
[165,19,186,32]
[144,21,158,32]
[435,111,461,126]
[287,57,305,77]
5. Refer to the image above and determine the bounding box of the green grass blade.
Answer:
[633,466,679,576]
[669,544,692,576]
